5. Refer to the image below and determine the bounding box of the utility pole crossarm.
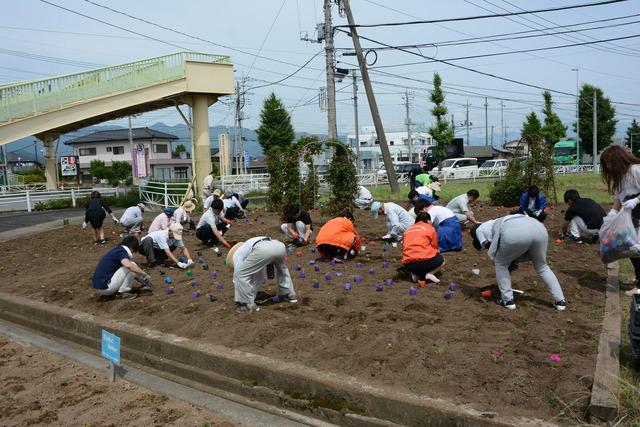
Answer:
[341,0,399,194]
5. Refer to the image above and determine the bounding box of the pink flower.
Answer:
[549,353,562,363]
[491,349,503,358]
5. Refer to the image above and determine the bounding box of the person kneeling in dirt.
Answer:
[470,214,566,311]
[414,200,462,253]
[222,191,247,220]
[140,223,193,269]
[196,199,232,250]
[402,212,445,283]
[561,189,605,244]
[119,203,145,233]
[281,205,313,246]
[315,211,362,262]
[92,236,151,298]
[446,189,480,226]
[148,208,173,233]
[371,201,413,242]
[170,200,197,231]
[227,237,298,313]
[515,185,548,222]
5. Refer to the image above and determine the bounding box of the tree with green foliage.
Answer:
[256,93,297,210]
[625,118,640,154]
[299,136,322,211]
[89,160,113,181]
[575,84,617,157]
[325,140,358,215]
[521,112,542,139]
[428,73,454,164]
[111,160,131,180]
[540,91,567,146]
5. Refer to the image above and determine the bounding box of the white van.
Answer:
[431,157,479,179]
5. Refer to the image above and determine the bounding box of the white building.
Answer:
[347,127,434,170]
[65,127,192,180]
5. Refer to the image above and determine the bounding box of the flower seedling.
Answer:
[329,259,336,266]
[384,278,393,286]
[549,353,562,363]
[369,268,376,275]
[314,265,321,272]
[382,261,390,269]
[312,280,320,288]
[295,264,302,271]
[409,287,417,296]
[178,256,187,263]
[166,286,175,295]
[375,284,384,292]
[186,270,193,277]
[210,271,217,279]
[418,280,426,288]
[191,280,200,287]
[344,283,352,291]
[192,290,201,299]
[444,290,453,300]
[272,295,280,302]
[197,258,205,264]
[299,272,306,279]
[355,262,363,268]
[216,283,224,290]
[287,246,295,253]
[296,251,304,257]
[308,260,316,265]
[324,273,332,281]
[448,283,458,292]
[490,349,503,363]
[336,272,343,277]
[354,275,362,283]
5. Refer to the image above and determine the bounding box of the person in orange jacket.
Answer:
[315,211,362,262]
[402,212,445,283]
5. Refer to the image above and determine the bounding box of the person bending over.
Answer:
[402,212,445,283]
[119,203,145,233]
[315,211,362,262]
[414,200,462,252]
[562,189,605,244]
[170,200,197,231]
[371,201,414,242]
[92,236,150,298]
[280,205,313,246]
[470,215,566,311]
[446,189,480,226]
[196,199,232,249]
[84,190,118,245]
[140,223,193,269]
[227,237,297,313]
[148,208,173,233]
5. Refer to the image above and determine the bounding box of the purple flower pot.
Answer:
[210,271,217,279]
[354,275,362,283]
[312,280,320,288]
[355,262,363,268]
[299,272,306,279]
[192,291,201,299]
[197,258,205,264]
[369,268,376,275]
[409,287,417,296]
[336,272,343,277]
[376,284,384,292]
[216,283,224,290]
[448,283,458,292]
[444,291,453,300]
[295,264,302,271]
[163,277,173,284]
[272,295,280,302]
[384,278,393,286]
[344,283,352,291]
[314,265,321,272]
[324,273,332,281]
[382,261,390,269]
[191,280,200,287]
[329,259,336,266]
[166,286,175,295]
[309,260,316,265]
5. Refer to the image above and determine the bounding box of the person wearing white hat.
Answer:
[119,203,146,233]
[371,201,413,242]
[139,223,193,268]
[203,189,223,211]
[202,170,216,203]
[170,199,197,231]
[446,189,480,226]
[227,237,297,313]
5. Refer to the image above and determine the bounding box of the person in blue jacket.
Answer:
[517,185,548,222]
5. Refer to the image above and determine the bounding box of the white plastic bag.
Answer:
[599,208,640,263]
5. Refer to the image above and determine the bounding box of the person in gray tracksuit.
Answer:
[470,214,566,311]
[227,236,298,313]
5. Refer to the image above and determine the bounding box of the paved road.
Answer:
[0,208,86,233]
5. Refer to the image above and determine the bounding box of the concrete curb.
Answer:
[0,214,85,242]
[0,291,554,427]
[588,262,621,421]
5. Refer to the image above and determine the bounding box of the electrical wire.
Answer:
[247,50,324,90]
[334,0,628,29]
[246,0,288,77]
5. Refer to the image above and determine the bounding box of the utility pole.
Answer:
[128,116,136,183]
[352,69,360,171]
[466,100,470,145]
[324,0,337,139]
[592,92,597,168]
[500,101,504,146]
[491,125,494,146]
[484,97,489,146]
[404,89,412,163]
[572,68,580,162]
[342,0,399,193]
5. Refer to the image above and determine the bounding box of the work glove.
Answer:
[177,262,188,269]
[223,241,232,249]
[186,259,194,267]
[606,209,618,219]
[623,198,640,210]
[82,222,87,230]
[533,210,542,217]
[141,273,151,284]
[381,233,392,240]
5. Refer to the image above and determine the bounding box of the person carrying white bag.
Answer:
[600,145,640,296]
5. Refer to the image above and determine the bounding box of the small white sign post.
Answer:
[101,329,120,382]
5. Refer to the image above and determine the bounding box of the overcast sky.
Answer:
[3,0,640,145]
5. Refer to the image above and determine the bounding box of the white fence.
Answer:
[0,187,122,212]
[138,180,191,208]
[0,183,47,193]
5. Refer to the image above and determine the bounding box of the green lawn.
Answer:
[366,173,612,205]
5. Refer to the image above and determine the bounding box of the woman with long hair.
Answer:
[600,145,640,295]
[84,191,118,245]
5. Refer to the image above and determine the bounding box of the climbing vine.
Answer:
[325,139,358,215]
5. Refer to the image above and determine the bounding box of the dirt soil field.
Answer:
[0,203,608,422]
[0,334,237,426]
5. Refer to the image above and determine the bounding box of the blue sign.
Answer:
[101,329,120,365]
[243,150,250,168]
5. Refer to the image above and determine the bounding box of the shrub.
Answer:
[109,178,121,187]
[325,140,358,215]
[33,201,48,211]
[124,177,133,186]
[102,191,140,208]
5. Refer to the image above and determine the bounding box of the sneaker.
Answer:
[424,273,440,283]
[281,293,298,303]
[99,239,107,245]
[410,274,418,283]
[94,240,99,246]
[564,234,583,244]
[497,299,516,310]
[554,300,567,311]
[236,302,260,313]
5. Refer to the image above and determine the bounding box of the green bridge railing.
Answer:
[0,52,230,123]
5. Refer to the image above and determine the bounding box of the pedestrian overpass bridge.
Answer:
[0,52,235,190]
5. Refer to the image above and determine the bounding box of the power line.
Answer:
[247,50,324,90]
[334,0,628,29]
[246,0,288,77]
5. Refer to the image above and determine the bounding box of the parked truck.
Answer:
[552,139,579,165]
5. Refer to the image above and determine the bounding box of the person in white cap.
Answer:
[119,203,146,233]
[139,223,193,268]
[170,199,197,231]
[203,189,223,211]
[371,201,413,242]
[227,237,297,313]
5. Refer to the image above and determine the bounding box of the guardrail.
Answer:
[0,51,231,123]
[0,183,47,193]
[0,187,123,212]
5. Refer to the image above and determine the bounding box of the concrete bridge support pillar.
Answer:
[42,134,58,190]
[191,95,213,199]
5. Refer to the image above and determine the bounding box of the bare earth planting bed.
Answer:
[0,205,607,422]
